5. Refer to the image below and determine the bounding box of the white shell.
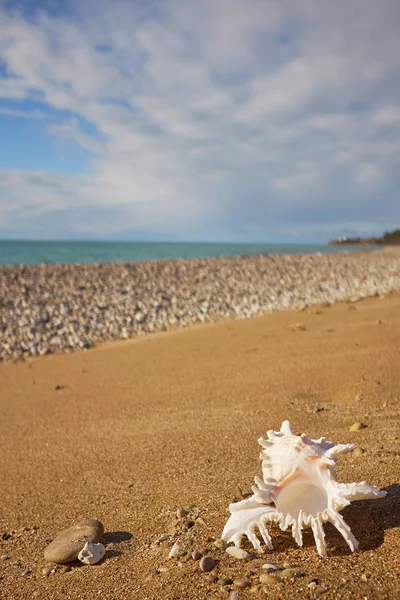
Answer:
[78,542,106,565]
[222,420,386,557]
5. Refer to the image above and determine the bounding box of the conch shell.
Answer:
[222,421,386,557]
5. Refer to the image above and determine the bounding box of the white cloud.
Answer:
[353,163,382,184]
[0,0,399,241]
[372,105,400,125]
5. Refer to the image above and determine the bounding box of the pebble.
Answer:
[353,446,365,457]
[176,507,188,519]
[22,569,31,576]
[355,394,364,402]
[43,519,104,564]
[208,574,219,583]
[191,550,202,560]
[230,592,240,600]
[183,520,195,530]
[1,555,11,560]
[349,422,368,432]
[199,555,216,572]
[1,252,399,362]
[308,581,318,589]
[261,562,279,573]
[42,563,57,576]
[278,568,303,579]
[214,538,228,551]
[168,542,186,559]
[156,534,170,544]
[218,578,233,586]
[234,579,251,588]
[226,546,252,560]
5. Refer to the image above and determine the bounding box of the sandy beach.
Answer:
[1,280,399,599]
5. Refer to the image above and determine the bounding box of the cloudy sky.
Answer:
[0,0,399,243]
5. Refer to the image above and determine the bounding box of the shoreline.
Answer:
[1,248,400,362]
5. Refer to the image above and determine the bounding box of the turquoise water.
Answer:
[0,240,378,266]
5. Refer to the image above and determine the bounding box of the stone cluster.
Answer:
[1,251,399,361]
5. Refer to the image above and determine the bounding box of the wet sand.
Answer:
[0,293,399,599]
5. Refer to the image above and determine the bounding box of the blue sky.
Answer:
[0,0,399,243]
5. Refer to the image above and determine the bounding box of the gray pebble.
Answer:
[191,550,202,560]
[208,574,218,583]
[226,546,252,560]
[156,534,170,544]
[262,562,279,573]
[278,568,303,579]
[200,555,216,572]
[43,518,104,564]
[183,520,195,530]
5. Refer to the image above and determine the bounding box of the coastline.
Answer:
[1,248,400,362]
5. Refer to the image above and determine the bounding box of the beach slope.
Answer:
[0,293,399,599]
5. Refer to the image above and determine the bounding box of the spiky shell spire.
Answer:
[222,421,386,557]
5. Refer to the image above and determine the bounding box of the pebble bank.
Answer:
[1,250,399,362]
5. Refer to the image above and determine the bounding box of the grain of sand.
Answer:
[0,293,399,599]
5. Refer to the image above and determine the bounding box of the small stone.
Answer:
[208,574,218,583]
[22,569,31,576]
[42,563,57,576]
[183,520,195,530]
[355,394,364,402]
[230,592,240,600]
[353,446,364,457]
[226,546,252,560]
[176,507,188,519]
[168,542,186,558]
[290,322,306,331]
[213,538,228,551]
[308,581,318,589]
[349,422,368,432]
[44,519,104,564]
[191,550,202,560]
[259,573,276,584]
[278,568,303,579]
[199,555,215,572]
[262,563,279,573]
[1,555,11,560]
[156,534,170,544]
[218,578,233,586]
[234,579,251,588]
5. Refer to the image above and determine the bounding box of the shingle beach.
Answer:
[1,248,400,361]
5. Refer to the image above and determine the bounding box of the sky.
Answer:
[0,0,399,243]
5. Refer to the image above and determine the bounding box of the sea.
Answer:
[0,240,378,267]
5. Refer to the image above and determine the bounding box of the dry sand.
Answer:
[0,292,399,599]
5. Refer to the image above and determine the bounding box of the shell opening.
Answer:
[275,482,328,518]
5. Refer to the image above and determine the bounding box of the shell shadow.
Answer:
[328,483,400,556]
